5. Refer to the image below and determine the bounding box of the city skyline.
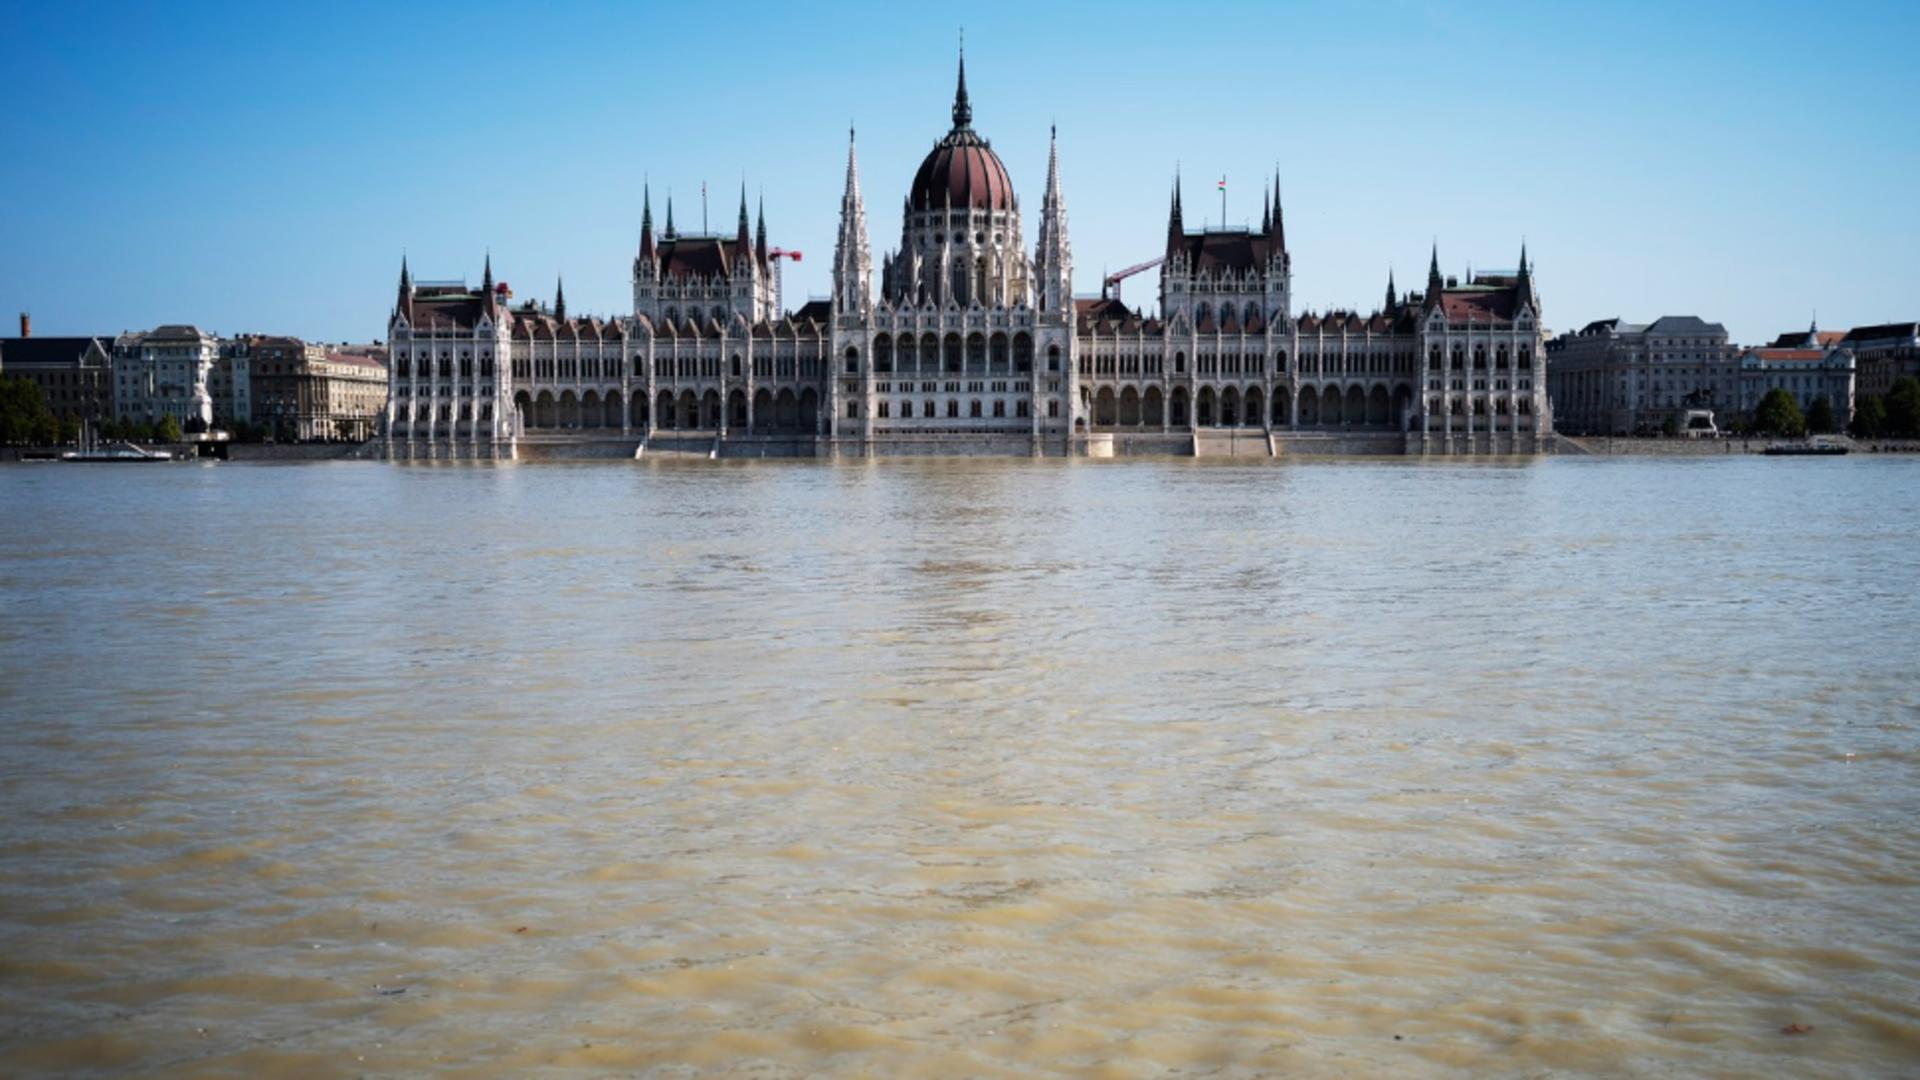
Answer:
[3,0,1917,346]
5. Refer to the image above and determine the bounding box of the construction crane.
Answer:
[1102,256,1163,303]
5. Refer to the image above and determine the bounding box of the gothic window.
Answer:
[901,400,913,418]
[947,400,958,418]
[845,346,859,374]
[1047,344,1061,372]
[1174,352,1187,374]
[731,355,741,378]
[925,400,935,417]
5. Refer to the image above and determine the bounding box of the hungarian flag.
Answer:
[1218,177,1226,191]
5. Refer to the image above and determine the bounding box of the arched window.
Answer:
[1174,352,1187,374]
[1047,345,1061,372]
[844,346,859,374]
[730,354,741,378]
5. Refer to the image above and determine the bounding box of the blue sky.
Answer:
[2,0,1915,345]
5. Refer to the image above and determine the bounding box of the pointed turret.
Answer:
[1036,124,1072,313]
[952,45,972,131]
[755,194,768,265]
[1261,187,1271,234]
[1272,173,1287,252]
[481,253,496,316]
[554,276,566,320]
[664,195,676,240]
[639,184,656,263]
[395,254,414,322]
[1426,243,1444,309]
[1386,268,1397,311]
[1166,171,1185,256]
[832,126,871,314]
[736,182,751,253]
[1516,242,1539,313]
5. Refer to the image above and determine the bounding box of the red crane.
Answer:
[767,248,803,263]
[1102,256,1163,303]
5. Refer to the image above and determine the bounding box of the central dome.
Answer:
[907,54,1015,213]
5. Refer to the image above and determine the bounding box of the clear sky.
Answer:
[3,0,1916,346]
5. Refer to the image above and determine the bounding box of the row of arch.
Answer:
[510,387,820,433]
[867,331,1043,374]
[1085,384,1415,429]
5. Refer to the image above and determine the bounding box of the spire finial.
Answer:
[952,31,972,130]
[554,275,566,319]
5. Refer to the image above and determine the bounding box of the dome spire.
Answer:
[952,31,972,131]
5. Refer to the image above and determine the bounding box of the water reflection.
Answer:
[0,457,1916,1076]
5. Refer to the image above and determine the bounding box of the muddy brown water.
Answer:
[1,457,1916,1077]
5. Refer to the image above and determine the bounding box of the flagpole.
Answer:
[1220,176,1226,230]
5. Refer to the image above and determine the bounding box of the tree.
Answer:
[0,376,58,445]
[58,416,81,445]
[1805,396,1836,435]
[1887,376,1920,438]
[153,414,184,443]
[1753,388,1806,437]
[1850,395,1887,438]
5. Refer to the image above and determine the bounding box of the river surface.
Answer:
[1,457,1917,1077]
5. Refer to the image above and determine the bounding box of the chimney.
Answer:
[18,312,29,338]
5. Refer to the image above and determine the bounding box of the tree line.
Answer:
[1736,375,1920,439]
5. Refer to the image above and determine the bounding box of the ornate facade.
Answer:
[382,54,1550,459]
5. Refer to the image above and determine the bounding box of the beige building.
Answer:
[1546,316,1736,435]
[1840,322,1920,398]
[248,336,387,440]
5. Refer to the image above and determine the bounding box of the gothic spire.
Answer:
[1038,125,1072,313]
[639,183,656,262]
[395,254,413,322]
[1386,267,1397,311]
[736,181,751,250]
[481,252,496,316]
[554,276,566,319]
[833,127,871,312]
[1272,173,1286,251]
[1261,187,1271,234]
[1167,170,1184,254]
[952,40,972,130]
[664,195,676,240]
[755,193,768,264]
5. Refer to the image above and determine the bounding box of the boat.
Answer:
[61,441,174,462]
[1763,439,1849,456]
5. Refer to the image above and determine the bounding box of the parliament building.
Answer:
[382,55,1551,459]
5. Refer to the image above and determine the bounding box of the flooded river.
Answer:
[1,457,1917,1077]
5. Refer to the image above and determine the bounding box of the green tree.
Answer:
[1850,394,1886,438]
[154,414,184,443]
[1805,396,1836,435]
[0,376,58,445]
[57,416,81,445]
[1753,388,1806,437]
[1887,376,1920,438]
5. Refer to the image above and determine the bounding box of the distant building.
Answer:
[1840,322,1920,398]
[113,325,221,428]
[1736,346,1854,427]
[1546,316,1736,435]
[1765,321,1845,350]
[247,336,387,440]
[0,315,113,423]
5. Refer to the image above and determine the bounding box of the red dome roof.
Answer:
[909,133,1014,212]
[907,52,1014,214]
